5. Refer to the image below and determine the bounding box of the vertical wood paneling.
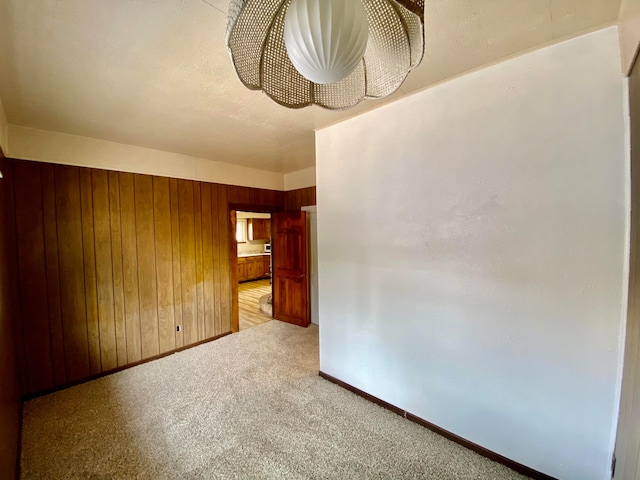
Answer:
[8,158,287,395]
[295,189,303,210]
[201,183,215,338]
[284,187,316,211]
[4,161,28,396]
[248,187,257,205]
[153,177,176,354]
[194,183,205,341]
[264,189,275,207]
[134,174,159,359]
[218,186,232,333]
[0,154,22,480]
[169,179,184,349]
[178,180,198,345]
[55,165,90,382]
[211,185,223,337]
[119,173,142,363]
[41,164,67,385]
[92,169,117,371]
[227,186,239,204]
[14,161,52,392]
[286,190,294,211]
[300,188,308,207]
[239,187,251,204]
[109,171,128,367]
[267,190,278,208]
[80,169,101,375]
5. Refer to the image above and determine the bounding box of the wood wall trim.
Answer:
[318,371,559,480]
[284,186,316,211]
[0,154,23,480]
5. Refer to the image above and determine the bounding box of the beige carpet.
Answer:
[21,321,528,480]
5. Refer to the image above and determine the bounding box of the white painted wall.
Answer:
[284,166,316,190]
[316,27,626,480]
[7,125,285,190]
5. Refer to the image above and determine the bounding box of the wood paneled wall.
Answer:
[0,155,22,479]
[5,159,285,396]
[285,186,316,211]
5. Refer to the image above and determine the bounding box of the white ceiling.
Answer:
[0,0,621,174]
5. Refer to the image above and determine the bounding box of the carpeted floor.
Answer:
[21,321,529,480]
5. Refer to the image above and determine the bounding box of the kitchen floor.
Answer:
[239,279,272,331]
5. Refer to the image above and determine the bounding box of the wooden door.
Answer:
[272,212,310,327]
[614,58,640,480]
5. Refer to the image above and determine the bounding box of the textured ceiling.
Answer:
[0,0,621,173]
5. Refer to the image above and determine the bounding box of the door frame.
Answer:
[228,203,281,333]
[301,206,318,325]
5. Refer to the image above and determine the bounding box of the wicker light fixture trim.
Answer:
[225,0,425,110]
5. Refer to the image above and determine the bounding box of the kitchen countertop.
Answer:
[238,252,271,257]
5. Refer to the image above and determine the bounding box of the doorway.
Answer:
[230,207,312,332]
[235,211,273,331]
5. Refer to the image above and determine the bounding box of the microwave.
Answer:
[264,243,271,253]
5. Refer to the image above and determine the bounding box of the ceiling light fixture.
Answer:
[225,0,425,110]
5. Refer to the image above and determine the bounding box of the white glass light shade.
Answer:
[283,0,369,85]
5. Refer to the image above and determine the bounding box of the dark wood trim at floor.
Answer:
[23,332,232,401]
[319,371,558,480]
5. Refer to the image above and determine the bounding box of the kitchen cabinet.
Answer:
[249,218,271,241]
[237,257,248,282]
[248,259,258,279]
[237,254,271,282]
